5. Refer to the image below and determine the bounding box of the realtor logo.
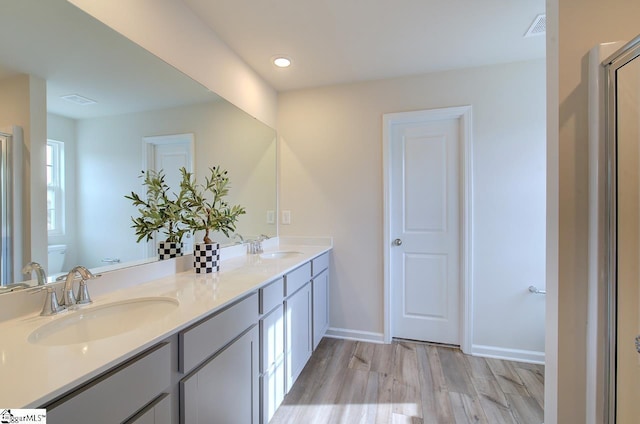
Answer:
[0,410,14,424]
[0,409,46,423]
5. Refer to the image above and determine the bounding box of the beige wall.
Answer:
[0,74,47,272]
[0,75,30,136]
[0,75,31,277]
[550,0,640,423]
[278,59,546,356]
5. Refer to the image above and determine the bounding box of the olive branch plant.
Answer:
[125,169,189,244]
[179,166,246,244]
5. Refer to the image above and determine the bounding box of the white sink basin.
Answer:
[28,297,179,346]
[259,251,302,259]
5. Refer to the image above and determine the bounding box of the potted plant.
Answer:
[125,169,188,260]
[180,165,246,273]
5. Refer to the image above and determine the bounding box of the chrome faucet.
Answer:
[22,262,47,286]
[247,234,270,254]
[61,265,100,307]
[29,265,99,316]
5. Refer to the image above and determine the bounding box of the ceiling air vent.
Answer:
[525,14,546,37]
[61,94,96,105]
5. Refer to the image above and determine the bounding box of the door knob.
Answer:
[392,238,403,246]
[635,335,640,354]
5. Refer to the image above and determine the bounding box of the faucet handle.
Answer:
[30,286,65,316]
[76,280,93,305]
[72,266,99,305]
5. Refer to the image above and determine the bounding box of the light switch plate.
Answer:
[282,210,291,225]
[266,210,275,224]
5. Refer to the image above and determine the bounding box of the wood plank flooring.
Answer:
[270,338,544,424]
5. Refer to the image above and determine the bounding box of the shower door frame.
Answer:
[0,131,13,286]
[603,33,640,424]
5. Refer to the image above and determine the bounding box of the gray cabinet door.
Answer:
[181,326,259,424]
[312,269,329,350]
[285,283,312,391]
[260,305,285,423]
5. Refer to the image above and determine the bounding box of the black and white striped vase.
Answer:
[158,241,182,260]
[193,242,220,273]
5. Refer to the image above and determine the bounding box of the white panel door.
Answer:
[390,116,460,345]
[143,134,194,253]
[153,142,191,189]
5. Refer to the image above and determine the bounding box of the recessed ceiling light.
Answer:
[273,56,292,68]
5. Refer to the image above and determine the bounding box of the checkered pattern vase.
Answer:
[158,241,182,260]
[193,242,220,273]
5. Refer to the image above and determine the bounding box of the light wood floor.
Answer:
[271,338,544,424]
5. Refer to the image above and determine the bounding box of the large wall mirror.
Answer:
[604,34,640,424]
[0,0,277,289]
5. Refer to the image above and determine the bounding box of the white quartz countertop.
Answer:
[0,243,331,408]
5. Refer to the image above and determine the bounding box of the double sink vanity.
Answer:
[0,239,331,423]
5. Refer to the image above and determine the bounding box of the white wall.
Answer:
[547,0,640,423]
[67,0,278,128]
[278,59,546,358]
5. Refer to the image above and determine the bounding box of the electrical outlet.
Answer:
[282,210,291,225]
[266,210,275,224]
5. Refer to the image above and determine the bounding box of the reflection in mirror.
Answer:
[0,0,277,288]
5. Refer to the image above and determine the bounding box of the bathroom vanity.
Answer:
[0,242,331,424]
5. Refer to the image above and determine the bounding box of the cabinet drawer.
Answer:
[260,277,283,314]
[284,262,311,296]
[180,293,258,373]
[47,342,171,424]
[124,392,171,424]
[311,252,329,276]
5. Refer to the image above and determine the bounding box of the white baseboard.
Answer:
[322,330,545,365]
[325,327,385,344]
[471,344,545,364]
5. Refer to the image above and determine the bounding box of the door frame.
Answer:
[142,133,195,173]
[382,105,473,353]
[141,133,195,257]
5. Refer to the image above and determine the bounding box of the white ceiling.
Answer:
[0,0,217,120]
[182,0,546,92]
[1,0,546,119]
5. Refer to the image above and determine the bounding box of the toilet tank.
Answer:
[47,244,67,274]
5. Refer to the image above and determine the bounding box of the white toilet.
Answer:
[47,244,67,274]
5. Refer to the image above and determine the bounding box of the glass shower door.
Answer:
[614,47,640,424]
[0,133,12,286]
[605,34,640,423]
